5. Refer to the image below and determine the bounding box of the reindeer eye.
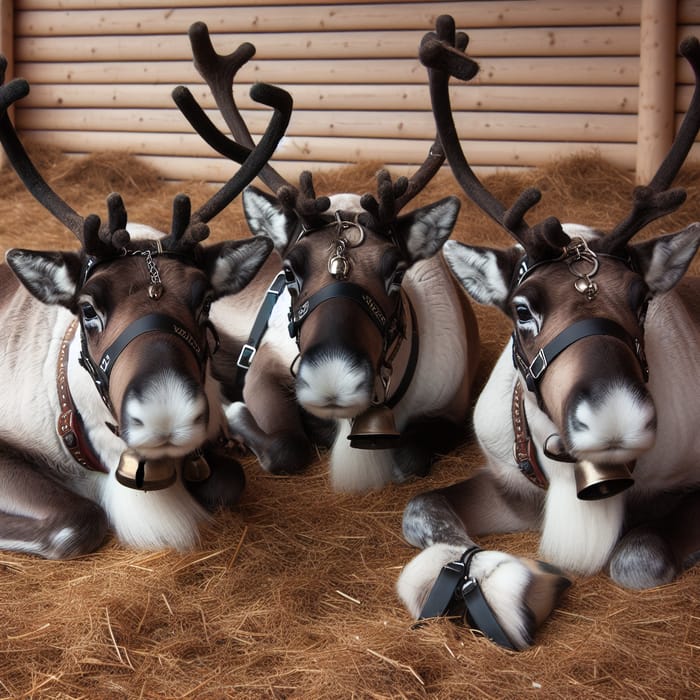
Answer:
[515,303,533,322]
[80,302,103,332]
[512,297,541,335]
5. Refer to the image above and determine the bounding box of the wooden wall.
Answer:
[2,0,700,184]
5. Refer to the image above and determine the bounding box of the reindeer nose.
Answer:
[120,372,209,452]
[565,380,656,459]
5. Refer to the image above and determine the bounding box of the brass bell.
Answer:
[183,451,211,482]
[574,459,634,500]
[348,404,401,449]
[115,448,177,491]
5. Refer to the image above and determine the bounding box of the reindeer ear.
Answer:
[395,196,460,262]
[5,249,83,309]
[205,236,274,299]
[442,239,521,309]
[631,223,700,295]
[242,185,298,254]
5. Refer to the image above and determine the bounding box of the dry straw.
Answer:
[0,147,698,699]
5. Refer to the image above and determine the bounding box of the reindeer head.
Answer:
[0,56,290,472]
[174,22,474,433]
[243,170,461,425]
[423,16,700,481]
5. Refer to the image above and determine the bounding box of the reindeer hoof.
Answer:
[608,526,678,589]
[397,543,571,650]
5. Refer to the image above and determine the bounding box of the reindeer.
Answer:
[397,16,700,650]
[171,22,481,492]
[0,56,293,558]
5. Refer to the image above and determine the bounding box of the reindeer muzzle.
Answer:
[573,459,634,500]
[347,404,401,449]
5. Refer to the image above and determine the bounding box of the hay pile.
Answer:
[0,146,698,699]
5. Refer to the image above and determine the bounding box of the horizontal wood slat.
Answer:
[23,83,643,113]
[15,56,647,86]
[20,128,648,167]
[18,108,639,143]
[16,1,645,27]
[15,27,641,58]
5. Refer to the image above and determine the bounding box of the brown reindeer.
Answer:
[0,56,291,557]
[173,22,481,491]
[397,16,700,649]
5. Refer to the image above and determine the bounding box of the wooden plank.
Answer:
[18,107,639,143]
[15,27,640,60]
[15,2,637,36]
[23,82,641,113]
[15,56,643,86]
[679,0,700,23]
[16,128,642,168]
[15,1,644,27]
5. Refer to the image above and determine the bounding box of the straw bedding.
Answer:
[0,146,698,699]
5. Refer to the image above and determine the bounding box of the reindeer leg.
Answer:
[0,452,108,559]
[398,470,569,650]
[609,489,700,589]
[226,355,316,474]
[184,442,246,512]
[390,417,464,483]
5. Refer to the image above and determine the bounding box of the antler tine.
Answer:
[420,16,542,243]
[606,36,700,251]
[190,82,293,227]
[187,21,292,196]
[0,60,85,242]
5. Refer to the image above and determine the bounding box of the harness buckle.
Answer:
[237,344,256,369]
[528,348,548,380]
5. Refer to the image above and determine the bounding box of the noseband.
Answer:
[511,237,649,407]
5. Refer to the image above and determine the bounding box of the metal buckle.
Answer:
[528,348,547,380]
[237,344,256,369]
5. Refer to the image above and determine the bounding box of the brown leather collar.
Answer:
[57,320,109,473]
[512,381,548,489]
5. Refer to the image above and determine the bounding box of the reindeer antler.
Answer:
[356,28,478,233]
[0,53,291,261]
[419,15,546,248]
[173,21,332,231]
[603,36,700,252]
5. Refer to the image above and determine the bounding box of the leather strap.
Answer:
[288,281,391,340]
[56,320,108,473]
[385,294,419,409]
[512,381,548,489]
[419,546,517,650]
[234,271,287,391]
